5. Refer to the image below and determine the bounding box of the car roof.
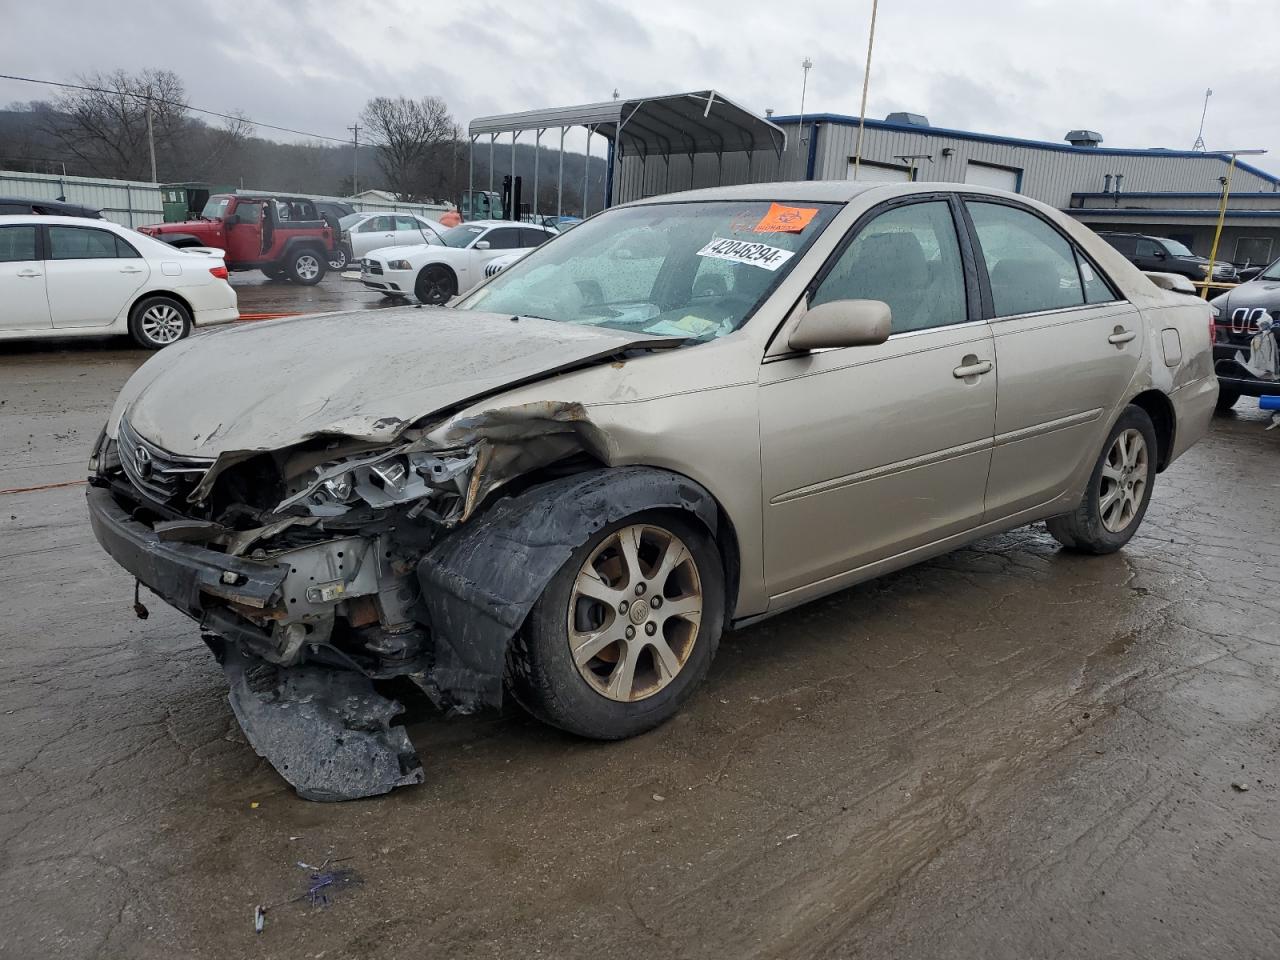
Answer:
[628,180,886,206]
[0,213,126,229]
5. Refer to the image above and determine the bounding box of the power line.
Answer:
[0,71,353,145]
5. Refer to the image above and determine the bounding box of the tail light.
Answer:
[210,265,229,280]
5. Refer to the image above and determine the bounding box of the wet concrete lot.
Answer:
[2,276,1279,959]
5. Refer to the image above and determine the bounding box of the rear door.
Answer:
[352,215,397,258]
[0,223,51,330]
[45,225,150,327]
[961,199,1144,519]
[393,215,429,247]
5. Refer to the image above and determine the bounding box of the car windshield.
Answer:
[442,224,487,248]
[200,197,232,220]
[339,213,365,229]
[1160,238,1194,257]
[457,200,839,342]
[1259,259,1280,280]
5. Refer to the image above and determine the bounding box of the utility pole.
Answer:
[852,0,880,180]
[347,123,361,195]
[145,97,157,183]
[797,58,813,155]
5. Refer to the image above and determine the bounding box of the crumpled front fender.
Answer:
[415,466,720,710]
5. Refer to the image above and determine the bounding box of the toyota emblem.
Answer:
[134,444,153,479]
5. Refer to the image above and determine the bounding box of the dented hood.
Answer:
[112,307,676,456]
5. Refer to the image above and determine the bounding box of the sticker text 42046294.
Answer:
[696,237,796,271]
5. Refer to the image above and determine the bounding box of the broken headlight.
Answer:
[280,447,477,523]
[387,259,413,271]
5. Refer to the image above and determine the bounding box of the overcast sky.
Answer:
[5,0,1280,172]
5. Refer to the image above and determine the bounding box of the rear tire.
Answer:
[327,247,349,271]
[507,511,724,740]
[414,264,457,305]
[128,295,192,350]
[1046,405,1157,554]
[1214,387,1240,414]
[287,249,326,285]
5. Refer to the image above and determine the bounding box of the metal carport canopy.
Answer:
[468,90,787,157]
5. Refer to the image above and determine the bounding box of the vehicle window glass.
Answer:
[966,201,1086,317]
[48,226,121,260]
[0,225,37,262]
[114,235,141,259]
[361,216,393,232]
[812,200,967,333]
[484,228,524,250]
[1136,238,1162,258]
[200,197,232,219]
[1076,251,1117,304]
[294,202,317,220]
[1161,238,1193,257]
[395,216,420,231]
[233,202,261,224]
[0,203,27,215]
[442,224,487,248]
[339,213,363,229]
[1101,235,1134,255]
[520,228,550,247]
[460,200,839,343]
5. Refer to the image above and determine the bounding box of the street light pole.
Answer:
[797,58,812,156]
[1202,148,1267,299]
[145,97,157,183]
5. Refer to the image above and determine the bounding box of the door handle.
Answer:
[16,268,42,278]
[952,359,994,379]
[1108,328,1137,345]
[119,266,144,274]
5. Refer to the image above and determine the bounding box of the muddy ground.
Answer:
[2,275,1279,959]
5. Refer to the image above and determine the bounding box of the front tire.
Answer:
[287,249,326,285]
[128,296,192,349]
[414,264,457,305]
[262,265,287,281]
[1046,405,1157,554]
[507,511,724,740]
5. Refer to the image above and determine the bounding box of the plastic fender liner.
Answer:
[416,466,720,710]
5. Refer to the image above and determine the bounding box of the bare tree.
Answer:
[42,69,191,181]
[360,95,454,201]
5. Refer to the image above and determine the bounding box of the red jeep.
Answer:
[139,194,335,285]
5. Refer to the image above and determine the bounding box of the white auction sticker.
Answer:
[696,236,796,271]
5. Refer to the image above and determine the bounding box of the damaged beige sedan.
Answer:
[88,182,1217,800]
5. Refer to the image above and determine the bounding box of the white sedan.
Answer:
[360,220,557,304]
[339,212,448,263]
[0,215,238,349]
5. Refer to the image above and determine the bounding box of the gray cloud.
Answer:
[3,0,1279,172]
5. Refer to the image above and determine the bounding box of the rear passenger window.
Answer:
[812,200,968,333]
[0,225,37,262]
[48,226,120,260]
[966,202,1085,317]
[520,228,550,247]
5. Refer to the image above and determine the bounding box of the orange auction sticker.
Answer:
[754,203,819,233]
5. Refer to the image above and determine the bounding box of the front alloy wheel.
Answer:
[508,511,725,740]
[568,524,703,702]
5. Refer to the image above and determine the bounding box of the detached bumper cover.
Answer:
[86,484,287,617]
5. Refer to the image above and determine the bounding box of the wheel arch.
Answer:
[415,465,734,712]
[1127,389,1176,471]
[127,288,193,324]
[418,261,458,285]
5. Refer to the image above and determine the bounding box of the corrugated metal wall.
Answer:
[616,119,1278,209]
[0,170,162,227]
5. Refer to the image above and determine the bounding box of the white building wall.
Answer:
[0,170,163,227]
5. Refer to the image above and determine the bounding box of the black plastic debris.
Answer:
[221,646,424,801]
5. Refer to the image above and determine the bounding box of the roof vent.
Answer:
[1066,129,1104,147]
[886,112,929,127]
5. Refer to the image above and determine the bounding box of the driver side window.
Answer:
[811,200,968,333]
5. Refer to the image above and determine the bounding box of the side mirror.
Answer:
[475,240,491,250]
[1153,249,1167,259]
[788,299,892,351]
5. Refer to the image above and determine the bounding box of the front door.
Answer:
[352,215,397,259]
[224,199,263,264]
[0,223,51,330]
[44,225,149,328]
[759,198,998,599]
[961,199,1146,518]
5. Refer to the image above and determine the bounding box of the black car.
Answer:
[1209,260,1280,410]
[0,196,103,218]
[1097,232,1238,283]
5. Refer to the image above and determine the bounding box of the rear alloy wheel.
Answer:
[128,296,192,349]
[414,264,457,305]
[327,247,349,271]
[287,249,326,285]
[1047,405,1157,554]
[508,512,724,739]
